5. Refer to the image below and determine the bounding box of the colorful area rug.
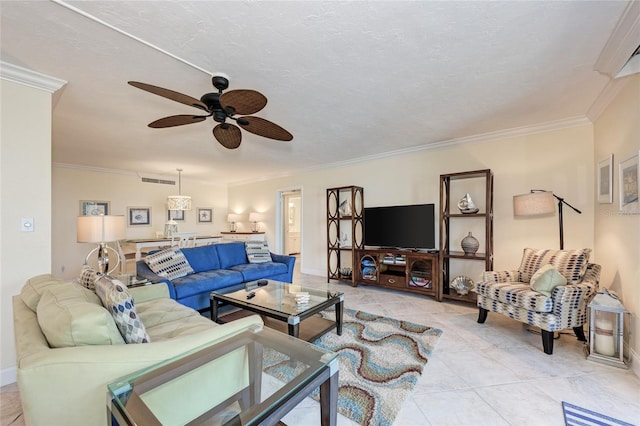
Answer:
[562,401,634,426]
[263,308,443,426]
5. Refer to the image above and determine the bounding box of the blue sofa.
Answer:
[136,242,296,311]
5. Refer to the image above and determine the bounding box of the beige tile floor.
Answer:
[3,265,639,425]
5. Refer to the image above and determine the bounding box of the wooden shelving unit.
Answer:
[439,169,493,303]
[326,186,364,286]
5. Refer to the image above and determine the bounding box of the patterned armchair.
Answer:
[476,248,601,354]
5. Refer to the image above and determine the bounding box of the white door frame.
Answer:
[275,186,302,257]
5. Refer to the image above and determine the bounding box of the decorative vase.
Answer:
[461,232,479,255]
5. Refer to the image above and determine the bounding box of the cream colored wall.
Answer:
[1,80,53,379]
[52,166,229,280]
[593,74,640,361]
[229,124,595,278]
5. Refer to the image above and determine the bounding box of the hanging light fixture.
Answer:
[167,168,191,211]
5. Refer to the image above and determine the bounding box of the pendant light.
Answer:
[167,168,192,211]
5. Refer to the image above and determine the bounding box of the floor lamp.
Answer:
[77,215,126,274]
[513,190,582,249]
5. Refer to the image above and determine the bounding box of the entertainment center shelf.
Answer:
[354,248,438,299]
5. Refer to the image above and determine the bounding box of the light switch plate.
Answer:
[21,217,34,232]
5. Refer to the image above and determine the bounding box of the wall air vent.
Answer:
[141,177,175,185]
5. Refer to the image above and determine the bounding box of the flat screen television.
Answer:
[364,204,436,250]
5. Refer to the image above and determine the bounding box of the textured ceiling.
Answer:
[0,1,629,184]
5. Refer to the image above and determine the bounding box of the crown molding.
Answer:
[594,1,640,77]
[230,116,591,186]
[0,61,67,93]
[586,77,631,122]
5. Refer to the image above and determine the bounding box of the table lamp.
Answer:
[77,215,126,274]
[249,212,265,232]
[227,213,241,232]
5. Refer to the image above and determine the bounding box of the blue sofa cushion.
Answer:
[181,245,220,273]
[229,262,288,282]
[170,270,244,299]
[216,242,248,269]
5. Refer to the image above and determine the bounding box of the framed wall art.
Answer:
[167,210,185,221]
[597,154,613,204]
[619,151,639,213]
[197,208,213,223]
[80,200,110,216]
[127,207,152,226]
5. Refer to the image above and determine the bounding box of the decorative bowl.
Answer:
[450,275,474,295]
[339,267,352,279]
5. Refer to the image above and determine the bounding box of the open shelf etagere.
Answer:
[439,169,494,303]
[326,186,364,286]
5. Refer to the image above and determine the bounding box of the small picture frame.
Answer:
[597,154,613,204]
[80,200,110,216]
[127,207,151,226]
[197,208,213,223]
[619,151,639,213]
[167,210,185,221]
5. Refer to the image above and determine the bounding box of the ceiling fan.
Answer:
[128,75,293,149]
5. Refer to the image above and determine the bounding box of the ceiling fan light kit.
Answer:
[128,75,293,149]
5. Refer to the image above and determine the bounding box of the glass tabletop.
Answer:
[108,324,338,426]
[213,280,342,316]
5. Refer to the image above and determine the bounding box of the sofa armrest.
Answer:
[136,261,176,299]
[129,282,170,302]
[270,252,296,282]
[482,270,522,283]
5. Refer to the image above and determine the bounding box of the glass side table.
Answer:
[107,324,339,425]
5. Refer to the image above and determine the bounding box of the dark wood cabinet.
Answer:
[354,248,438,299]
[327,186,364,286]
[439,169,494,303]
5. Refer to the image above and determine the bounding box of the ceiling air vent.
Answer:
[141,176,175,185]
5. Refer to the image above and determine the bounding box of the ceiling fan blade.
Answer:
[237,116,293,141]
[148,114,208,128]
[220,90,267,115]
[128,81,208,112]
[213,123,242,149]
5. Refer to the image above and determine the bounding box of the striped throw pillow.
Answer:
[246,241,272,264]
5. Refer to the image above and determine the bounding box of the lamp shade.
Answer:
[167,195,192,211]
[249,212,265,223]
[227,213,241,223]
[513,191,555,216]
[77,215,125,243]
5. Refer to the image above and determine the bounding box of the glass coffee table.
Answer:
[108,324,339,425]
[210,280,344,342]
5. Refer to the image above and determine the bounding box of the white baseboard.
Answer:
[300,267,324,277]
[1,366,17,387]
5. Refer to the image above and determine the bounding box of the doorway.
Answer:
[281,189,301,256]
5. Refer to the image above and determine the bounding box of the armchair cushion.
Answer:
[476,281,553,312]
[518,248,591,284]
[20,274,67,311]
[530,264,567,297]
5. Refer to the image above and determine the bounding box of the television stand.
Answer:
[354,248,438,299]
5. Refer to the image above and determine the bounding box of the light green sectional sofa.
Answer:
[13,274,263,425]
